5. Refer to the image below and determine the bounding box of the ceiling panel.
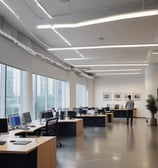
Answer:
[0,0,158,78]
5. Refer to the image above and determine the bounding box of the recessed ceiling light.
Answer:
[99,37,104,41]
[58,0,70,3]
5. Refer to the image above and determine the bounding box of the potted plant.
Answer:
[146,94,158,126]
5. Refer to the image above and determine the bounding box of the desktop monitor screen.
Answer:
[8,114,21,128]
[41,111,53,120]
[68,111,76,119]
[87,109,95,115]
[0,118,8,133]
[22,112,32,124]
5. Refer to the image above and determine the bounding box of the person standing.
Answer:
[125,95,134,125]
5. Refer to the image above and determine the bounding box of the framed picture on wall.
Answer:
[103,92,112,101]
[123,92,132,101]
[113,92,122,101]
[132,92,141,101]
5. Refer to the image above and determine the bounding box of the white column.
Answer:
[145,63,158,118]
[23,71,32,114]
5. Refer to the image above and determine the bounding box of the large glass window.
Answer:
[36,75,47,115]
[33,74,66,119]
[0,64,5,117]
[6,66,23,116]
[47,78,65,110]
[76,84,87,107]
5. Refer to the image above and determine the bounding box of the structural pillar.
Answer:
[145,63,158,118]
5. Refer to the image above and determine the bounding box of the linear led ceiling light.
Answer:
[37,9,158,29]
[34,0,53,19]
[47,43,158,51]
[51,27,85,58]
[86,69,142,72]
[0,0,20,19]
[96,72,142,76]
[152,51,158,54]
[74,63,149,67]
[64,57,88,61]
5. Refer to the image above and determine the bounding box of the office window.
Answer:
[47,78,54,109]
[76,84,87,107]
[33,74,66,119]
[47,78,66,110]
[5,66,23,116]
[0,64,5,117]
[36,75,47,117]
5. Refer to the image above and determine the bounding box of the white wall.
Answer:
[0,35,68,81]
[94,75,146,117]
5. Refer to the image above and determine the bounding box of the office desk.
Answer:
[0,136,56,168]
[110,109,136,118]
[58,118,83,136]
[76,114,108,127]
[10,121,45,137]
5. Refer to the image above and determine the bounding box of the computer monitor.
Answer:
[41,111,53,120]
[22,112,32,125]
[87,109,95,115]
[60,111,65,120]
[115,104,119,109]
[0,118,8,133]
[8,114,21,129]
[80,109,87,115]
[68,111,76,119]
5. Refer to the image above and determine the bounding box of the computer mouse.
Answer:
[10,140,16,143]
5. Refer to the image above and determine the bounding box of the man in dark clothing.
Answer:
[125,95,134,125]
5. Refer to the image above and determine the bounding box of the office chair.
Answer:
[41,117,62,147]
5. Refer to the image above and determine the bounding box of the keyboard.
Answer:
[0,140,6,145]
[28,125,36,127]
[18,127,30,130]
[13,140,32,145]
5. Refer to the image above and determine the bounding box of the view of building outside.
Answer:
[0,64,2,117]
[32,74,66,119]
[6,66,23,116]
[0,64,67,118]
[76,83,87,107]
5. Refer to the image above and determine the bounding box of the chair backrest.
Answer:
[45,117,58,136]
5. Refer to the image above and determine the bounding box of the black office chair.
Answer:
[41,117,62,147]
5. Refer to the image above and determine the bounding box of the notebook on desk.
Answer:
[13,140,32,145]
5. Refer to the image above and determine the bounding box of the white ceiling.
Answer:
[0,0,158,78]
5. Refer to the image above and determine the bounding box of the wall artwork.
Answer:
[123,92,132,101]
[113,92,122,101]
[103,92,112,101]
[132,92,141,101]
